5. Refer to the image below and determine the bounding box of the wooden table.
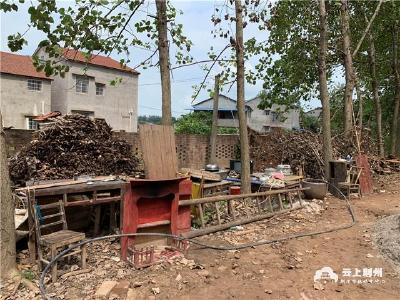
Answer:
[17,177,126,262]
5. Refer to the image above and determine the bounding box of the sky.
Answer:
[0,0,321,117]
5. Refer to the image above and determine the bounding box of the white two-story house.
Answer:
[35,48,140,132]
[246,96,300,132]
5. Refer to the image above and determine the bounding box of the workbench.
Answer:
[17,177,126,262]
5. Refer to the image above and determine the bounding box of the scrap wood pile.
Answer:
[249,129,376,179]
[9,114,140,185]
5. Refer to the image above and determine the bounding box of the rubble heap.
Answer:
[249,129,376,179]
[9,114,140,185]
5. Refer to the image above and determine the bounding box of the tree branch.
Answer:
[352,0,384,58]
[171,58,235,70]
[133,48,158,69]
[191,44,231,102]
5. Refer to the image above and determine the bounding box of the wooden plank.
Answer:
[17,176,122,192]
[180,168,222,181]
[355,154,373,195]
[21,181,125,197]
[139,124,178,179]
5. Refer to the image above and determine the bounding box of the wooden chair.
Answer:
[338,166,363,199]
[33,200,87,282]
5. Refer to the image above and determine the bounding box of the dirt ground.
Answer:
[2,174,400,300]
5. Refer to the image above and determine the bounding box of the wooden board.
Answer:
[355,154,373,195]
[180,168,221,181]
[139,124,178,180]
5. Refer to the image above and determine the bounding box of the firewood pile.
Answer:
[249,129,377,179]
[9,114,140,185]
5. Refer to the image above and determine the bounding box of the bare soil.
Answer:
[2,175,400,300]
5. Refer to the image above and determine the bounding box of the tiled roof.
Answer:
[62,49,139,75]
[0,51,51,80]
[33,111,61,121]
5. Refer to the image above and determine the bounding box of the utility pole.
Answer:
[210,75,220,164]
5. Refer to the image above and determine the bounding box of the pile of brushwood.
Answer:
[9,114,140,185]
[249,129,376,179]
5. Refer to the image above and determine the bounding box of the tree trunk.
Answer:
[355,81,363,130]
[156,0,172,126]
[210,75,220,164]
[341,0,355,135]
[318,0,333,179]
[0,112,17,279]
[234,0,251,194]
[367,32,385,157]
[391,22,400,156]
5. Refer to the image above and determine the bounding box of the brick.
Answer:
[95,281,118,299]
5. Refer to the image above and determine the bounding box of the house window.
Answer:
[271,111,278,122]
[75,75,89,93]
[26,117,39,130]
[27,79,42,91]
[96,83,105,96]
[265,110,270,116]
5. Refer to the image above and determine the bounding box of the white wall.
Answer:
[37,49,139,132]
[247,98,300,132]
[0,73,51,129]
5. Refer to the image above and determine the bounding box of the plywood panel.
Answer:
[139,125,178,179]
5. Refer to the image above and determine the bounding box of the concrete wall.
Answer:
[247,98,300,132]
[0,73,52,129]
[37,49,138,132]
[305,108,322,118]
[5,129,239,170]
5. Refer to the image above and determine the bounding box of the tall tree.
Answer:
[156,0,172,125]
[391,20,400,156]
[0,112,17,279]
[234,0,251,194]
[341,0,355,134]
[318,0,332,179]
[367,28,385,157]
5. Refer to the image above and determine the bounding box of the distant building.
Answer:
[305,107,322,119]
[35,48,139,132]
[0,51,52,129]
[191,95,252,128]
[246,97,300,132]
[190,94,300,132]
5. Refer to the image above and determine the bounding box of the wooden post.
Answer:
[27,190,36,263]
[110,202,116,232]
[94,206,101,236]
[210,75,220,164]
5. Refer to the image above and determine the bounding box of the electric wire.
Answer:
[39,181,356,299]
